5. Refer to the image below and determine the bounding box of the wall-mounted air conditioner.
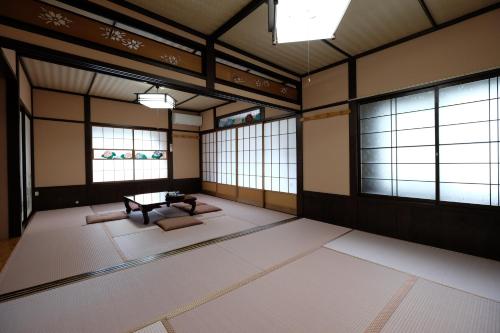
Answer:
[172,112,203,127]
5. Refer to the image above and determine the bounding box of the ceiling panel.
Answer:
[425,0,499,24]
[220,4,346,74]
[89,73,151,101]
[159,87,196,104]
[22,58,94,94]
[332,0,432,56]
[124,0,253,34]
[179,95,228,111]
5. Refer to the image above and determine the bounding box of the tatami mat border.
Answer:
[0,217,300,303]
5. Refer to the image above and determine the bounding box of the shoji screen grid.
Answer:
[439,77,499,206]
[217,128,236,185]
[360,90,436,200]
[237,124,263,189]
[264,118,297,194]
[202,132,217,182]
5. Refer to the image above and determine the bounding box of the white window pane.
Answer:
[361,148,391,163]
[289,164,297,179]
[439,122,489,144]
[280,119,287,134]
[440,143,489,163]
[265,163,271,176]
[280,178,288,192]
[360,100,391,119]
[256,124,263,137]
[440,164,490,184]
[288,118,296,133]
[396,90,434,113]
[361,132,391,148]
[361,179,392,195]
[397,128,434,146]
[264,136,271,149]
[361,116,391,134]
[397,181,435,200]
[361,164,391,179]
[264,177,271,190]
[439,79,489,106]
[280,164,288,178]
[272,121,279,135]
[397,164,435,181]
[93,138,103,149]
[280,149,288,163]
[272,150,279,163]
[439,100,490,125]
[288,149,296,163]
[440,183,490,205]
[272,177,280,191]
[397,109,434,130]
[264,123,271,136]
[288,179,297,194]
[288,134,296,148]
[92,126,103,138]
[397,146,435,163]
[272,135,279,148]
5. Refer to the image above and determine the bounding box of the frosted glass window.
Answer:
[202,132,217,182]
[360,90,435,199]
[237,124,263,189]
[217,128,236,185]
[439,76,499,206]
[92,126,167,182]
[264,118,297,194]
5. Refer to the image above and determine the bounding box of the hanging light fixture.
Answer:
[137,86,175,109]
[268,0,351,44]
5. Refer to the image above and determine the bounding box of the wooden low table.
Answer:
[123,191,197,224]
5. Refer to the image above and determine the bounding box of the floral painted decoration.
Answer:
[280,87,288,95]
[122,39,143,50]
[120,152,133,159]
[38,7,72,28]
[102,151,116,159]
[135,152,147,160]
[232,74,245,83]
[100,27,125,42]
[160,54,180,66]
[152,151,164,159]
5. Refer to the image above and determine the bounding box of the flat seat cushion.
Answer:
[156,216,203,231]
[174,203,222,215]
[172,202,206,210]
[86,211,128,224]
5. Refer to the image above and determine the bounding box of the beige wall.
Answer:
[91,97,168,128]
[34,89,84,121]
[34,119,85,187]
[303,105,350,195]
[215,101,256,117]
[201,109,214,131]
[19,63,31,113]
[173,132,199,179]
[1,48,16,77]
[265,107,292,120]
[302,63,348,110]
[0,74,8,239]
[357,9,500,98]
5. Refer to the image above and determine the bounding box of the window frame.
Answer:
[357,70,500,210]
[91,123,168,184]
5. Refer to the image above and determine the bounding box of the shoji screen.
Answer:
[360,90,436,199]
[133,129,168,180]
[217,128,236,185]
[264,118,297,193]
[237,124,263,189]
[202,132,216,182]
[439,77,499,205]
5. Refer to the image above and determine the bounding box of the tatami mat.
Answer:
[381,279,500,333]
[91,202,126,214]
[25,206,94,234]
[194,193,294,226]
[0,245,261,333]
[114,215,255,260]
[169,248,411,333]
[0,224,123,294]
[218,218,350,270]
[325,230,500,301]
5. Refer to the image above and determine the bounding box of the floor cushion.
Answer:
[156,216,203,231]
[86,211,128,224]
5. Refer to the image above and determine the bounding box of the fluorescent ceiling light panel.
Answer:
[137,93,175,109]
[275,0,351,44]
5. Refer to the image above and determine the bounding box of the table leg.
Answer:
[142,208,150,225]
[189,201,196,216]
[124,198,132,214]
